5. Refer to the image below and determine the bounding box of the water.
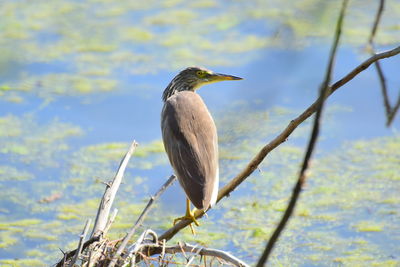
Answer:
[0,0,399,266]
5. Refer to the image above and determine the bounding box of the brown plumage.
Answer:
[162,91,218,209]
[161,67,242,212]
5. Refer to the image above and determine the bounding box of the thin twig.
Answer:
[387,95,400,125]
[56,142,137,267]
[139,243,250,267]
[159,239,166,267]
[69,219,92,267]
[107,175,177,267]
[122,229,158,267]
[367,0,399,126]
[368,0,384,45]
[256,0,348,265]
[104,208,118,236]
[156,44,400,244]
[185,245,202,267]
[91,141,138,237]
[368,0,391,123]
[375,61,391,116]
[55,236,101,267]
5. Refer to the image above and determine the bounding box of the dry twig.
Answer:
[56,142,137,267]
[367,0,400,126]
[135,240,249,267]
[69,219,92,267]
[107,175,177,267]
[56,236,100,267]
[157,44,400,244]
[92,141,138,237]
[256,0,348,265]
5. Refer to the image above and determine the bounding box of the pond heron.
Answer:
[161,67,242,231]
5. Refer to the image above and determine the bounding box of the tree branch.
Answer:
[256,0,348,265]
[69,219,91,267]
[55,236,100,267]
[91,141,138,237]
[156,44,400,244]
[139,242,250,267]
[107,175,177,267]
[366,0,399,126]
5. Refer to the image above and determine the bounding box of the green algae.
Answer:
[0,232,18,248]
[26,249,47,257]
[24,231,58,241]
[1,127,399,265]
[0,259,45,267]
[353,221,384,232]
[1,0,398,102]
[0,114,83,167]
[0,165,34,181]
[0,219,42,233]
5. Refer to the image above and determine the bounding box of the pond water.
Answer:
[0,0,399,266]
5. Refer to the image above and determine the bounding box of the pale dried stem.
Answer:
[139,242,250,267]
[107,175,177,267]
[91,141,138,237]
[69,219,92,267]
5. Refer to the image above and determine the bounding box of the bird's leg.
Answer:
[173,198,200,232]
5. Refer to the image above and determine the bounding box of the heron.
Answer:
[161,67,242,231]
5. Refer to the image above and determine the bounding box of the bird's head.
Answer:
[162,66,242,101]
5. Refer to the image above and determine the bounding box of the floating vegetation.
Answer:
[0,114,83,167]
[0,104,399,265]
[0,165,34,181]
[0,0,399,265]
[0,0,399,102]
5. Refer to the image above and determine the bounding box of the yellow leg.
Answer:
[173,198,200,234]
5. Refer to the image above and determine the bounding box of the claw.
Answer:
[172,198,200,234]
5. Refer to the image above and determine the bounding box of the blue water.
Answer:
[0,0,399,265]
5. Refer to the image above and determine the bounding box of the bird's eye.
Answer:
[197,71,205,78]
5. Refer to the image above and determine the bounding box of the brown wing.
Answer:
[161,91,218,210]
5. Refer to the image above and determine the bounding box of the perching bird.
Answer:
[161,67,242,229]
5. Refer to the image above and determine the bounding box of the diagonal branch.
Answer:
[156,44,400,243]
[387,94,400,125]
[366,0,399,126]
[56,142,138,267]
[107,175,177,267]
[256,0,348,265]
[91,141,138,237]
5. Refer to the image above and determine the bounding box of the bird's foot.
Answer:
[173,208,200,235]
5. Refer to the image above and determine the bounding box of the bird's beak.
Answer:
[210,73,243,81]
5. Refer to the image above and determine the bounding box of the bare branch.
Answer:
[56,142,137,267]
[137,242,250,267]
[330,46,400,92]
[256,0,348,265]
[366,0,399,126]
[387,94,400,125]
[107,175,177,267]
[156,44,400,244]
[104,208,118,236]
[368,0,385,45]
[375,61,391,116]
[69,219,91,267]
[367,0,392,123]
[55,236,100,267]
[91,141,138,237]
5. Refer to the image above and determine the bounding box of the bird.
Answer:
[161,66,242,231]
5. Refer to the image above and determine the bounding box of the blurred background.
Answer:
[0,0,399,266]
